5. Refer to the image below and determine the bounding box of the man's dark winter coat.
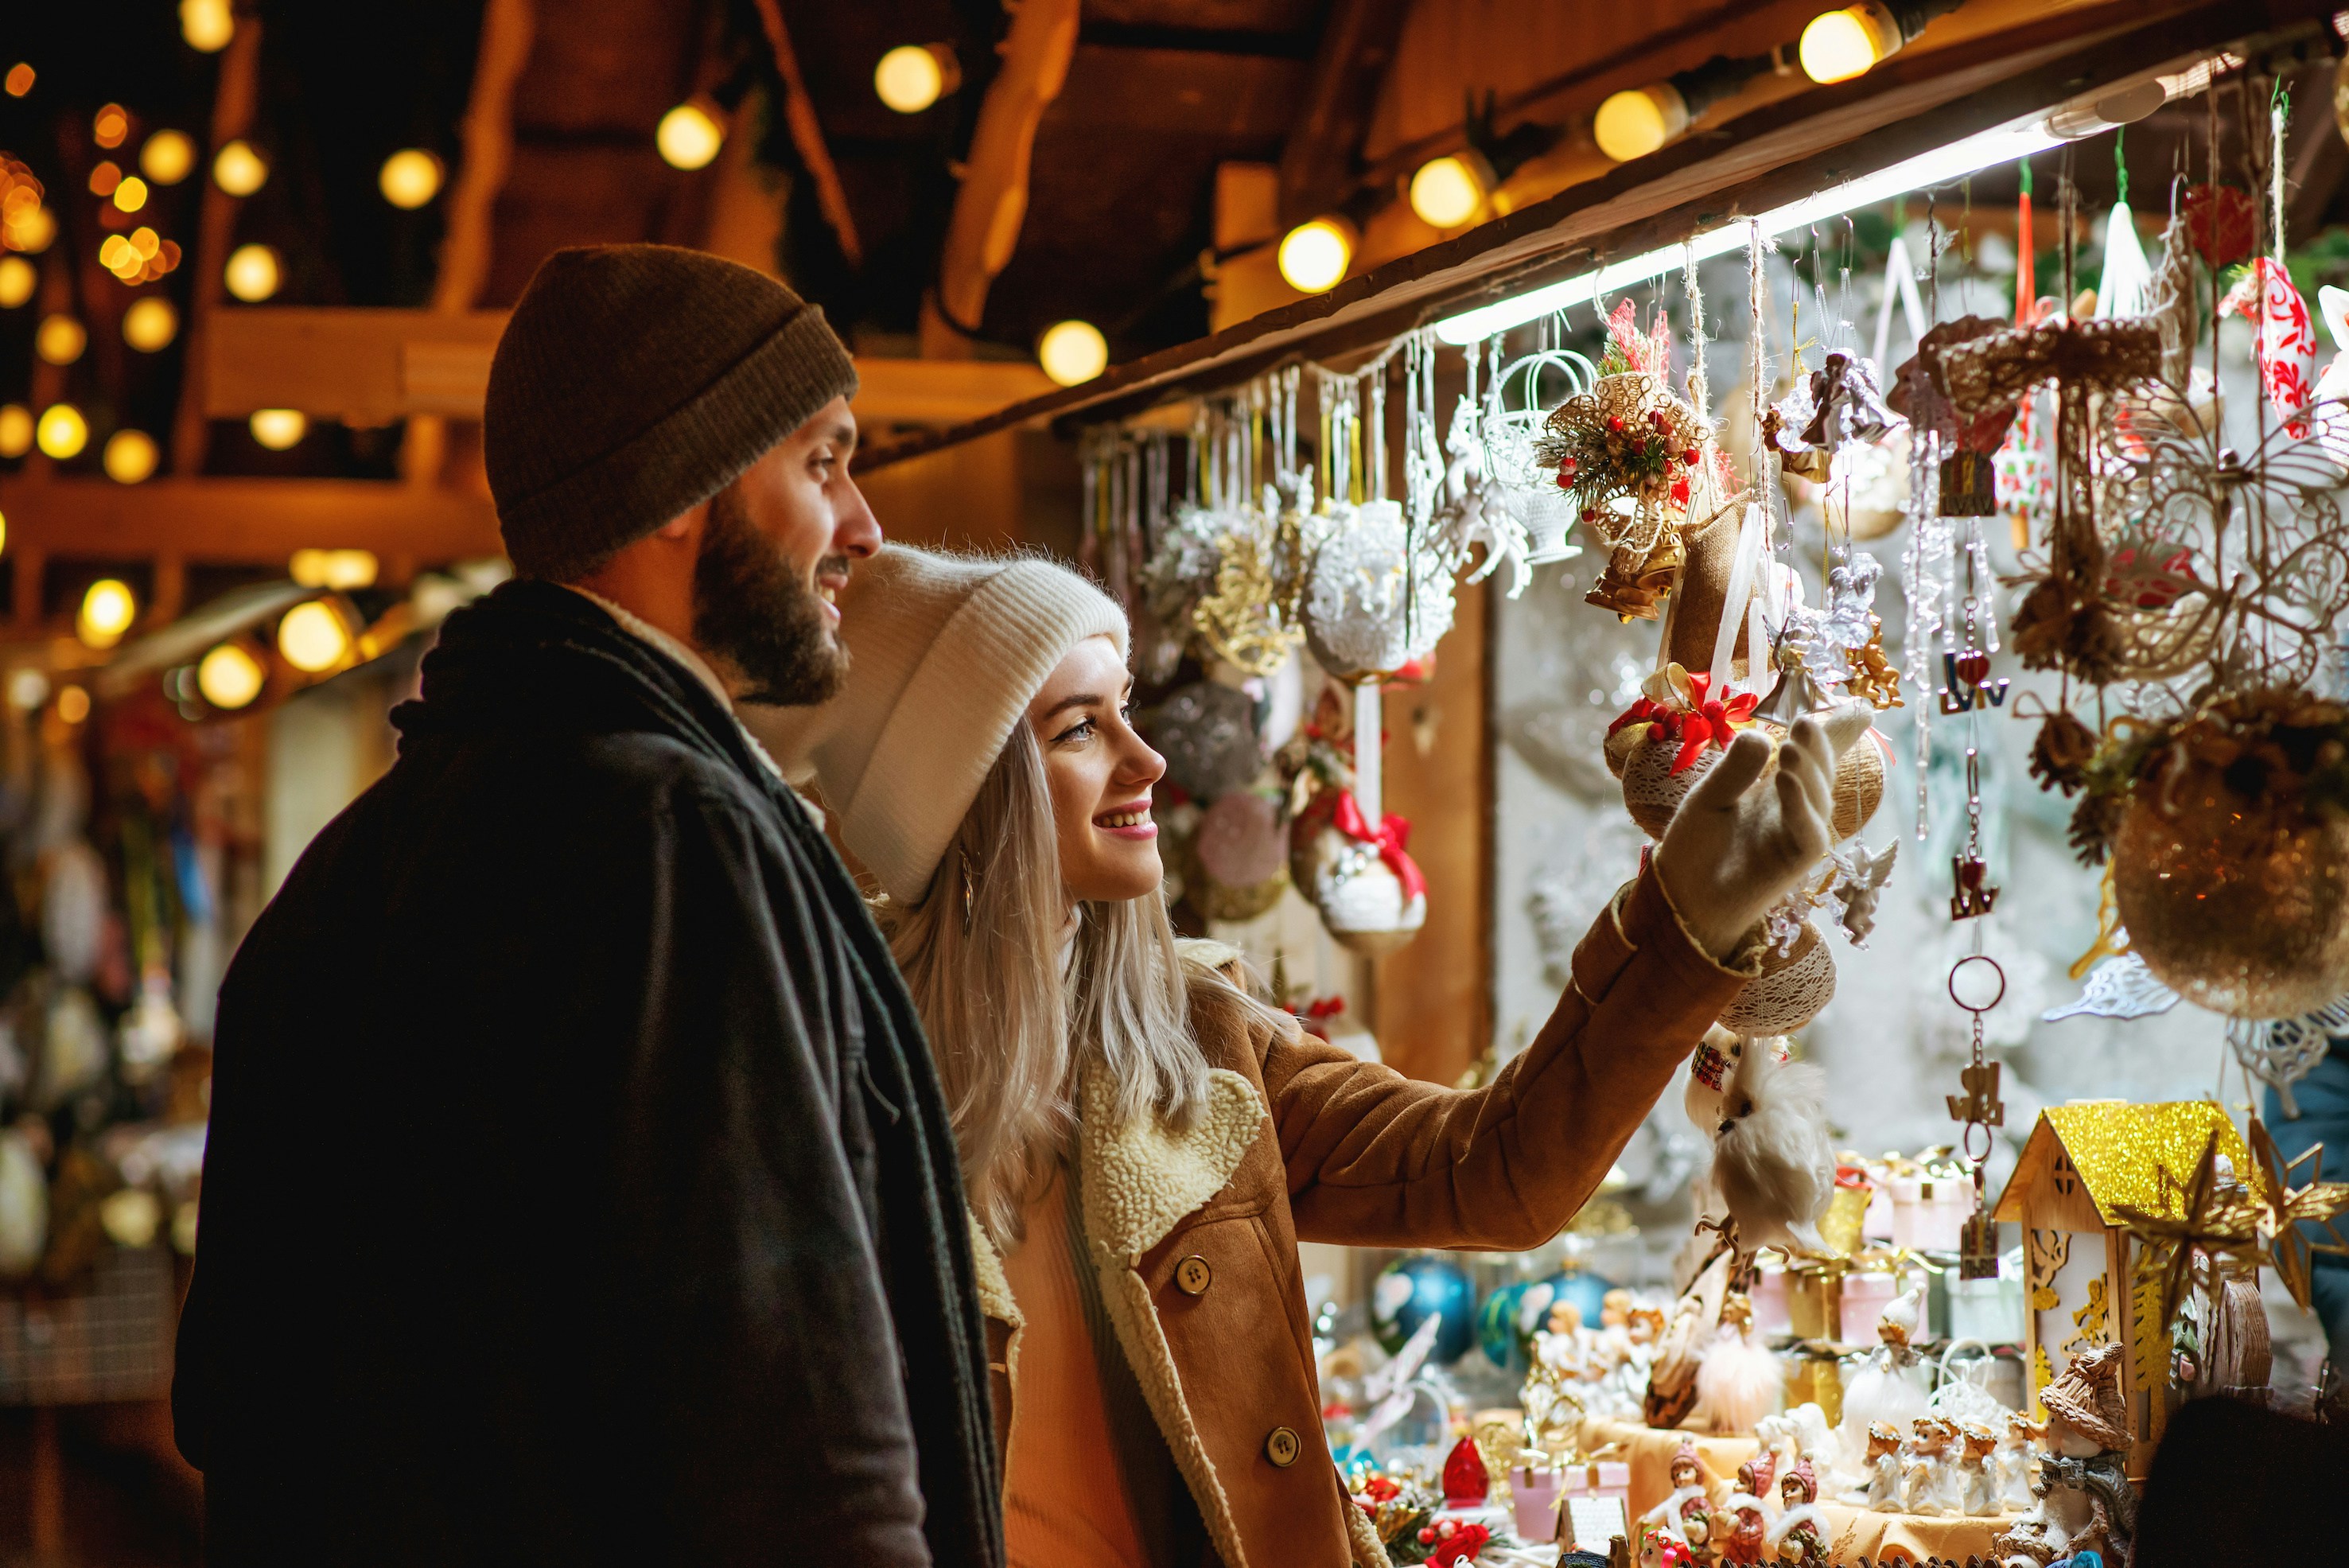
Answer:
[173,582,1002,1566]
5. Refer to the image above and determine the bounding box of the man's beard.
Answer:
[691,485,847,706]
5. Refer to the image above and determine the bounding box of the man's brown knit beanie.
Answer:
[484,244,858,581]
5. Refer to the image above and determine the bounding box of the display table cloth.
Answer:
[1577,1416,1760,1519]
[1819,1503,2013,1564]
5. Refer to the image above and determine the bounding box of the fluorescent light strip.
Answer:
[1433,121,2063,345]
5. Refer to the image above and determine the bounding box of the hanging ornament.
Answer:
[2042,951,2181,1022]
[1481,340,1598,572]
[1943,954,2006,1281]
[2246,1114,2349,1312]
[1151,681,1262,801]
[1189,790,1290,921]
[1303,499,1454,680]
[2181,181,2255,268]
[2219,258,2317,437]
[2095,133,2153,321]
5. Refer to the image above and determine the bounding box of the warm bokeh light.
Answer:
[35,314,84,365]
[655,103,723,170]
[180,0,235,52]
[1799,4,1899,84]
[224,243,281,302]
[0,406,29,457]
[78,580,136,649]
[1037,320,1108,387]
[140,129,196,185]
[123,296,178,351]
[212,139,267,196]
[6,670,47,712]
[111,175,149,212]
[873,45,949,114]
[1408,155,1485,228]
[56,687,89,725]
[103,430,159,484]
[4,205,55,253]
[35,403,86,459]
[88,161,122,197]
[93,105,129,150]
[0,256,32,309]
[197,643,264,709]
[249,408,307,449]
[290,547,379,590]
[1593,86,1690,163]
[4,64,32,99]
[1277,217,1355,294]
[379,149,444,208]
[278,601,351,673]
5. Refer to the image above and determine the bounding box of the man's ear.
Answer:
[653,500,706,542]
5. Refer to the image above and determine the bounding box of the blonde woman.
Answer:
[754,546,1841,1568]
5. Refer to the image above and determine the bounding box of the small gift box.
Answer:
[1786,1258,1847,1342]
[1507,1457,1561,1542]
[1839,1269,1900,1340]
[1748,1259,1792,1336]
[1892,1169,1972,1251]
[1550,1458,1631,1551]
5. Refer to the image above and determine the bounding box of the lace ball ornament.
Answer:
[1717,917,1837,1037]
[1302,500,1453,681]
[1291,817,1425,956]
[2112,764,2349,1017]
[1150,681,1262,801]
[1191,790,1289,922]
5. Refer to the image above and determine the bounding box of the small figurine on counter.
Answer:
[1993,1345,2137,1568]
[1861,1420,1903,1511]
[1678,1496,1720,1566]
[1899,1416,1958,1515]
[1644,1439,1712,1540]
[1721,1454,1775,1566]
[1955,1421,2002,1517]
[1836,1281,1930,1464]
[1693,1294,1783,1435]
[1997,1412,2044,1512]
[1765,1458,1827,1567]
[1752,1403,1836,1493]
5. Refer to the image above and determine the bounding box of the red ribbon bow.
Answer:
[1332,791,1428,904]
[1608,671,1758,775]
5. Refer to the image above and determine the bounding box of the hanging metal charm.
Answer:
[1946,953,2008,1280]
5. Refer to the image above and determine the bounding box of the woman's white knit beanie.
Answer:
[749,544,1128,905]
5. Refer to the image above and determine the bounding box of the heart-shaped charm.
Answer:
[1955,649,1990,687]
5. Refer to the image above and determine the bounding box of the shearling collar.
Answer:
[1075,1059,1265,1262]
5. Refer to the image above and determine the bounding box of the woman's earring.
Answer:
[960,848,976,933]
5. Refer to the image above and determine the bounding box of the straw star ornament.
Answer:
[2110,1131,2262,1337]
[2247,1115,2349,1313]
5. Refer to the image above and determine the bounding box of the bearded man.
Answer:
[173,246,1001,1568]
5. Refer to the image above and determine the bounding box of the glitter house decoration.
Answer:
[1989,1101,2261,1476]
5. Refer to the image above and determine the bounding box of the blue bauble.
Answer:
[1479,1280,1532,1371]
[1513,1266,1618,1348]
[1369,1253,1477,1366]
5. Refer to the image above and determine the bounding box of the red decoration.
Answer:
[1441,1434,1489,1505]
[1955,651,1990,687]
[1332,790,1429,902]
[2183,183,2256,268]
[1418,1517,1492,1566]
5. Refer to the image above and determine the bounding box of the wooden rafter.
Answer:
[923,0,1080,354]
[748,0,863,268]
[1275,0,1412,227]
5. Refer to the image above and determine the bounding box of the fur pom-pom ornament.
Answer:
[1712,1045,1836,1253]
[1692,1294,1782,1436]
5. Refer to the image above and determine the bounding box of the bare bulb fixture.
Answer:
[1277,216,1356,295]
[140,129,196,185]
[278,601,352,673]
[655,103,724,170]
[33,314,82,365]
[103,430,158,484]
[35,403,86,460]
[1408,154,1488,229]
[379,149,444,208]
[78,579,137,649]
[874,45,958,114]
[180,0,234,53]
[1799,2,1904,84]
[123,297,178,352]
[249,408,308,450]
[224,243,280,302]
[1037,320,1108,387]
[197,643,265,710]
[212,139,267,196]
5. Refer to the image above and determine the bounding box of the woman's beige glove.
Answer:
[1654,706,1867,961]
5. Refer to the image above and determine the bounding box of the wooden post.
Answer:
[747,0,861,268]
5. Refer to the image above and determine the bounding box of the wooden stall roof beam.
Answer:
[1276,0,1412,228]
[921,0,1080,357]
[0,478,504,574]
[200,307,1058,426]
[861,0,2332,472]
[170,11,263,477]
[404,0,535,488]
[749,0,862,267]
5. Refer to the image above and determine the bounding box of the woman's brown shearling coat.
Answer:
[976,864,1756,1568]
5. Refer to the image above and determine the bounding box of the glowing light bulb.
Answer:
[56,687,89,725]
[123,296,177,352]
[290,548,379,590]
[197,643,264,709]
[35,403,86,459]
[0,256,32,309]
[1037,320,1108,387]
[655,103,723,170]
[379,149,443,208]
[1408,155,1487,229]
[4,206,54,253]
[278,601,351,673]
[874,45,951,114]
[103,430,158,484]
[0,406,28,457]
[1799,4,1900,84]
[249,408,307,449]
[3,64,31,98]
[78,580,136,648]
[224,243,280,302]
[111,175,148,213]
[1277,217,1355,295]
[140,129,195,185]
[181,0,235,52]
[1594,87,1687,163]
[36,314,84,365]
[93,105,128,150]
[212,139,267,196]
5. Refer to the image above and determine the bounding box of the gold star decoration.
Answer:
[2110,1130,2262,1338]
[2246,1115,2349,1313]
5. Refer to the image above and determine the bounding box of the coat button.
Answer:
[1265,1426,1300,1467]
[1175,1255,1213,1296]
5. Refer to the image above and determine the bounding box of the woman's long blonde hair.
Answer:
[884,722,1219,1246]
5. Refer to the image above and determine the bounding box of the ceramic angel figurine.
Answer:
[1721,1454,1775,1566]
[1996,1412,2043,1512]
[1643,1439,1712,1541]
[1955,1421,2002,1517]
[1861,1421,1903,1510]
[1766,1458,1828,1567]
[1898,1416,1959,1515]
